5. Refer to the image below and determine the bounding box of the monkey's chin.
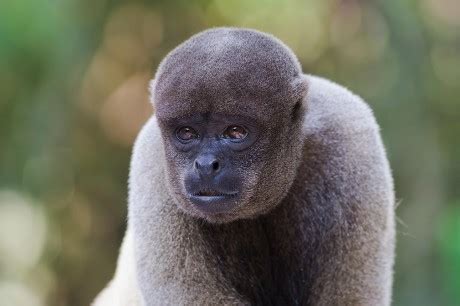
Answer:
[189,194,240,215]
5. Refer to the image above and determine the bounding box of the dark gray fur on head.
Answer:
[151,27,308,123]
[93,27,395,306]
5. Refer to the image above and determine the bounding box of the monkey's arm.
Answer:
[305,137,395,306]
[302,76,395,305]
[92,219,248,306]
[131,207,251,305]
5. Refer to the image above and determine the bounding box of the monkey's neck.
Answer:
[192,198,316,304]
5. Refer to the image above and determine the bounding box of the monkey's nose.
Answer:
[194,154,220,176]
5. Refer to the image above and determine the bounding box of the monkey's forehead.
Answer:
[152,70,307,123]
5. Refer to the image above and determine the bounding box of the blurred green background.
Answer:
[0,0,459,305]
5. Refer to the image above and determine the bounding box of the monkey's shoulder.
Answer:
[297,75,394,212]
[302,75,379,141]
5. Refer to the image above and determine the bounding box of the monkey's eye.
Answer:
[176,127,199,141]
[222,125,248,141]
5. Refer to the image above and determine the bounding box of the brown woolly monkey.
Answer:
[93,27,395,306]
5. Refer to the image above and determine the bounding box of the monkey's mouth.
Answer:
[189,189,239,214]
[193,189,238,197]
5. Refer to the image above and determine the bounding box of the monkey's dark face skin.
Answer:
[164,113,260,215]
[158,106,305,223]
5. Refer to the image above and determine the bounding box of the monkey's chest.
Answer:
[208,226,313,305]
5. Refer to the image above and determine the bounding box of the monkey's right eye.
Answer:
[176,127,199,141]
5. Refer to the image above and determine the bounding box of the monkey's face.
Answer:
[157,109,305,223]
[159,113,257,219]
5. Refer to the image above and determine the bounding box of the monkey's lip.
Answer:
[193,190,238,197]
[188,191,239,214]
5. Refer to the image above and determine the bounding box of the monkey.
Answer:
[93,27,395,306]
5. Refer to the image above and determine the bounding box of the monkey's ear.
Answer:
[148,78,156,106]
[290,75,309,122]
[291,74,308,100]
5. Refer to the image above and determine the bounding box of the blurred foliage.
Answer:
[0,0,459,305]
[437,203,460,305]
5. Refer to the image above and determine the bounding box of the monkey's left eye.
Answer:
[222,125,248,141]
[176,127,199,141]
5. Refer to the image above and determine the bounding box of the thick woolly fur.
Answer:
[93,28,395,306]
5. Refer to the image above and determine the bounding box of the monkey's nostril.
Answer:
[195,155,220,175]
[212,161,219,171]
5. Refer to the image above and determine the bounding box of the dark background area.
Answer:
[0,0,459,305]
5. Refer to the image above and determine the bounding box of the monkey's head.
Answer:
[151,28,308,223]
